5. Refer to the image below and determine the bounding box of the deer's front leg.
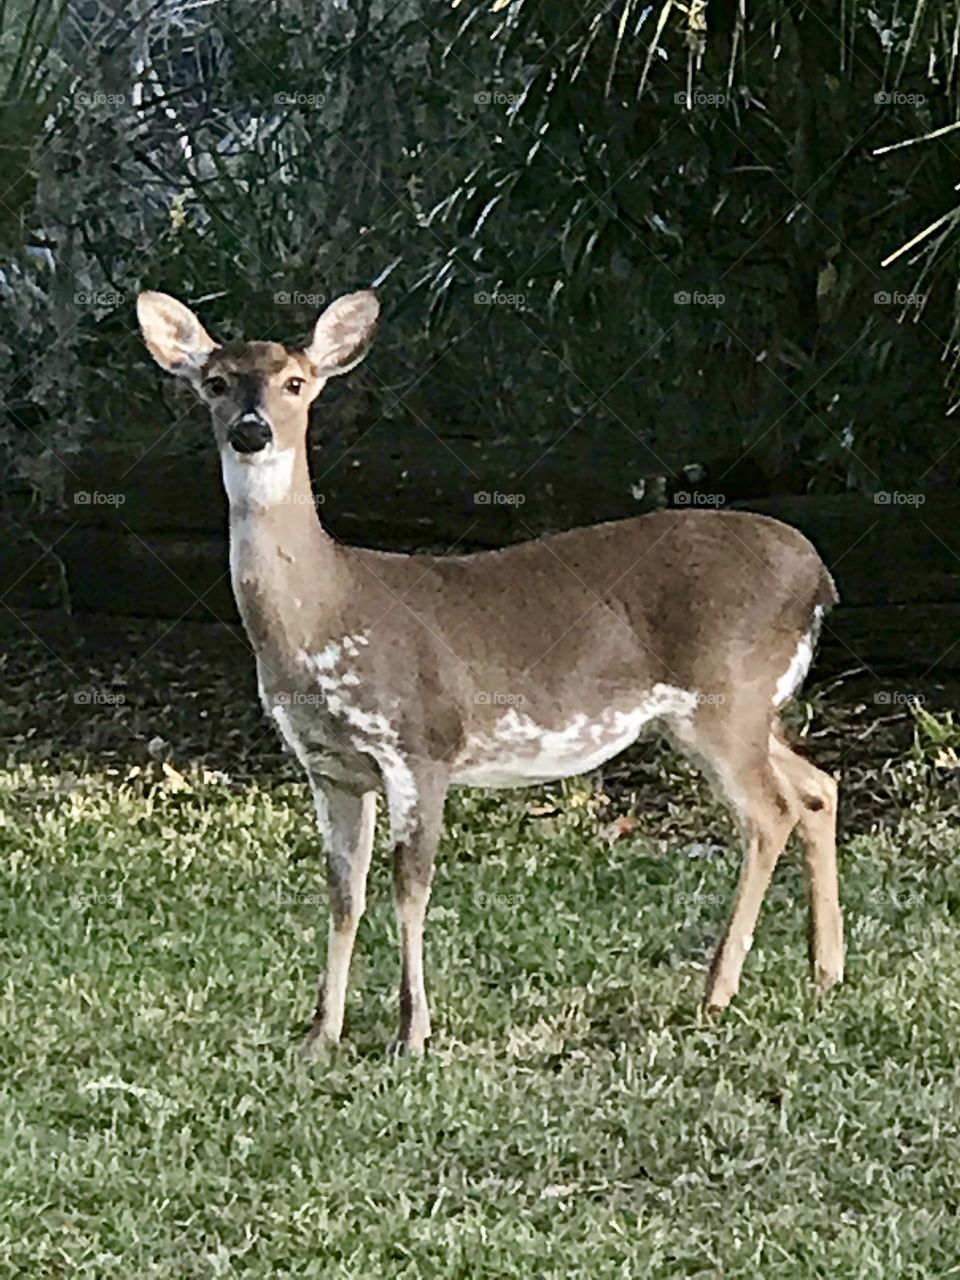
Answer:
[302,786,377,1057]
[387,762,448,1057]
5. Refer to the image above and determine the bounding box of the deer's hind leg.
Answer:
[674,703,801,1015]
[768,728,843,992]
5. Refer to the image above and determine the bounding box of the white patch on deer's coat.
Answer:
[773,606,823,707]
[311,642,342,673]
[289,642,418,842]
[272,705,314,772]
[342,634,369,657]
[309,779,335,847]
[773,634,812,707]
[452,683,698,788]
[256,675,271,716]
[221,444,295,509]
[224,451,296,593]
[353,736,419,843]
[742,933,754,953]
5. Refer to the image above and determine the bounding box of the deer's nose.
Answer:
[228,414,272,455]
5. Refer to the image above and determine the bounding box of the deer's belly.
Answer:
[451,688,697,788]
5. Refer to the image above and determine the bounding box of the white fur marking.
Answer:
[773,606,823,708]
[256,676,271,716]
[272,705,312,770]
[352,736,419,843]
[310,642,342,673]
[453,683,697,788]
[295,642,416,840]
[310,784,334,846]
[343,704,394,737]
[221,444,295,508]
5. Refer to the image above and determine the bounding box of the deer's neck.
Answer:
[222,445,344,653]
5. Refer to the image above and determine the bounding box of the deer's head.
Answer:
[136,290,379,466]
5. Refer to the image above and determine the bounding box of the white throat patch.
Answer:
[221,444,295,509]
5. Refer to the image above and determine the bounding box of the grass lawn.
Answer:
[2,623,960,1277]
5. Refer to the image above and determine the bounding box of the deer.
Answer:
[137,287,844,1058]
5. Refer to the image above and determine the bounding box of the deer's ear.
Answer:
[303,291,379,377]
[136,291,218,380]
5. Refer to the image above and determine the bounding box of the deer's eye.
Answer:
[204,375,228,397]
[284,377,304,396]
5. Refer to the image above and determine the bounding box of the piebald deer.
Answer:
[137,288,843,1057]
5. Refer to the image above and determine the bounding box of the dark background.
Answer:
[2,0,960,676]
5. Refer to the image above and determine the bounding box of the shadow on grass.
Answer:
[0,611,290,781]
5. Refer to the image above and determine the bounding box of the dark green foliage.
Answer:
[1,0,958,508]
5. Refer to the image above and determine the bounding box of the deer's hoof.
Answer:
[700,999,727,1022]
[812,959,844,993]
[387,1036,429,1059]
[700,977,737,1021]
[300,1027,340,1061]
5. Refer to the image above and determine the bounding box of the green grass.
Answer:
[2,749,960,1277]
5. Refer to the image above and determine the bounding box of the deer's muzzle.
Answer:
[228,414,272,455]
